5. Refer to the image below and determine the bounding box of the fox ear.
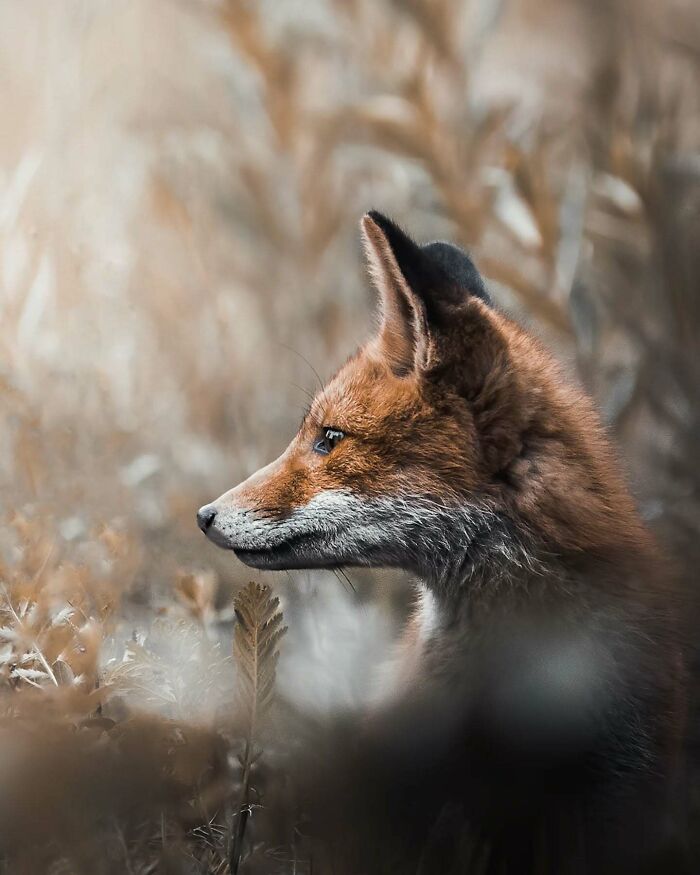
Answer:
[361,211,446,375]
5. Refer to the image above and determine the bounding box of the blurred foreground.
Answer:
[1,0,699,871]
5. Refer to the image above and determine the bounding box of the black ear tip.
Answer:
[364,211,419,251]
[365,210,399,235]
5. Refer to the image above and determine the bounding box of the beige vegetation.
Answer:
[0,0,699,871]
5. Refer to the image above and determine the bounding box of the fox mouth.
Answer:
[215,530,344,571]
[234,547,313,570]
[233,542,342,571]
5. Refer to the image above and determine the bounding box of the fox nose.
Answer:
[197,504,217,533]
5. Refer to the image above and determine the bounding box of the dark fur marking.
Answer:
[422,241,491,305]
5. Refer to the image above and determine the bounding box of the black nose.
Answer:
[197,505,217,533]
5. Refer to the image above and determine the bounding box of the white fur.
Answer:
[369,584,443,705]
[210,488,378,551]
[415,584,440,640]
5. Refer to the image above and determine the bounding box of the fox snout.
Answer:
[197,471,367,572]
[197,457,286,556]
[196,489,280,564]
[195,455,366,572]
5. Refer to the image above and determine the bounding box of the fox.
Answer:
[198,211,687,873]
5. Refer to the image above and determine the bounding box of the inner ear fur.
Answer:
[361,213,430,376]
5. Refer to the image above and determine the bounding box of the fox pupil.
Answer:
[314,427,345,455]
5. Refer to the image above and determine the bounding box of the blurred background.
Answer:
[0,0,699,870]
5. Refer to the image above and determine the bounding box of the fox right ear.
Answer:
[361,212,434,376]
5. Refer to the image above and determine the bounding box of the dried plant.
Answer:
[230,582,286,874]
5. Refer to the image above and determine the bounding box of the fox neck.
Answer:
[412,505,531,597]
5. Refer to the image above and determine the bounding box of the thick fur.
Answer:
[199,212,687,873]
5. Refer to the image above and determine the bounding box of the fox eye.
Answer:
[313,427,345,456]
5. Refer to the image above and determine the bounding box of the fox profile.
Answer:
[198,212,686,873]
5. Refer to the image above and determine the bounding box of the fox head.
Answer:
[198,211,644,584]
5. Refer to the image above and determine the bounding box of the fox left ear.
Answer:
[361,211,486,375]
[362,213,521,469]
[361,212,430,376]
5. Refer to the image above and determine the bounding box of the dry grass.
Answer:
[0,0,699,871]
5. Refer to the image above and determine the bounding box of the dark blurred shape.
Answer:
[297,609,688,875]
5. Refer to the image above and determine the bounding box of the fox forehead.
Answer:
[306,351,426,436]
